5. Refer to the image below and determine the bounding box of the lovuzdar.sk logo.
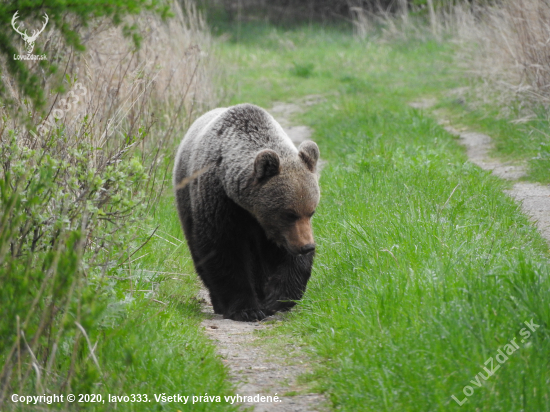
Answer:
[12,10,48,61]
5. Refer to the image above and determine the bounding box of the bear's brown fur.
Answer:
[173,103,320,321]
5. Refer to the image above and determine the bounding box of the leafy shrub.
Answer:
[0,0,171,112]
[0,0,217,406]
[0,108,152,403]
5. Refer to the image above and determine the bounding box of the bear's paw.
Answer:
[226,308,271,322]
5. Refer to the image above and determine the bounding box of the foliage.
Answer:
[0,0,170,112]
[0,0,234,408]
[0,118,151,403]
[217,21,550,411]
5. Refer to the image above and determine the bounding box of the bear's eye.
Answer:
[282,211,300,222]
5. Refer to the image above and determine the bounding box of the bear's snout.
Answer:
[284,217,316,256]
[300,244,316,255]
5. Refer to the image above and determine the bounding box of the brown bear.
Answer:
[173,103,320,322]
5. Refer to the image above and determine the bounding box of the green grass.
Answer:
[295,96,550,412]
[217,23,456,107]
[436,92,550,184]
[213,21,550,411]
[84,195,238,411]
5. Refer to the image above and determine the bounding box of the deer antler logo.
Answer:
[11,11,49,55]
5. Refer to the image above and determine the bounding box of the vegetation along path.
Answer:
[411,99,550,244]
[445,123,550,243]
[5,2,550,412]
[210,20,550,411]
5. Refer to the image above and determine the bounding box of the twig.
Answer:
[152,233,179,247]
[127,252,150,264]
[117,269,191,276]
[174,166,211,190]
[116,225,159,268]
[74,322,102,375]
[20,331,43,394]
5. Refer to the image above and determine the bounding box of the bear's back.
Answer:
[173,104,300,203]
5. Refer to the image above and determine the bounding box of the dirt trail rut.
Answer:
[199,96,327,412]
[411,98,550,243]
[443,123,550,242]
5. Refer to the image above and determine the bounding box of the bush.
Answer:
[0,0,171,112]
[0,0,217,406]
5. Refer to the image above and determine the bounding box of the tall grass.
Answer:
[296,96,550,411]
[349,0,550,112]
[0,0,221,406]
[452,0,550,112]
[446,1,550,182]
[348,1,464,41]
[213,19,549,411]
[348,1,550,183]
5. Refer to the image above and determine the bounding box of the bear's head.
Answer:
[248,141,320,256]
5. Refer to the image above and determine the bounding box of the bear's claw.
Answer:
[226,309,267,322]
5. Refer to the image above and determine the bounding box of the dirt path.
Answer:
[199,97,327,412]
[443,123,550,242]
[411,99,550,243]
[269,95,326,144]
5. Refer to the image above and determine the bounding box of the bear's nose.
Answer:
[300,244,316,255]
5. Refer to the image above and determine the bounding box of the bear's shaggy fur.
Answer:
[173,103,320,322]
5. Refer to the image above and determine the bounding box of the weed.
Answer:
[291,61,315,78]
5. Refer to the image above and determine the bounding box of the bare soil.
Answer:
[201,289,326,412]
[198,97,328,412]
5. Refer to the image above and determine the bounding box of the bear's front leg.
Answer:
[227,307,270,322]
[196,244,269,322]
[220,279,269,322]
[221,262,270,322]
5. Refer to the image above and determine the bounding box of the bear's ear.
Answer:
[254,149,280,181]
[298,141,320,172]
